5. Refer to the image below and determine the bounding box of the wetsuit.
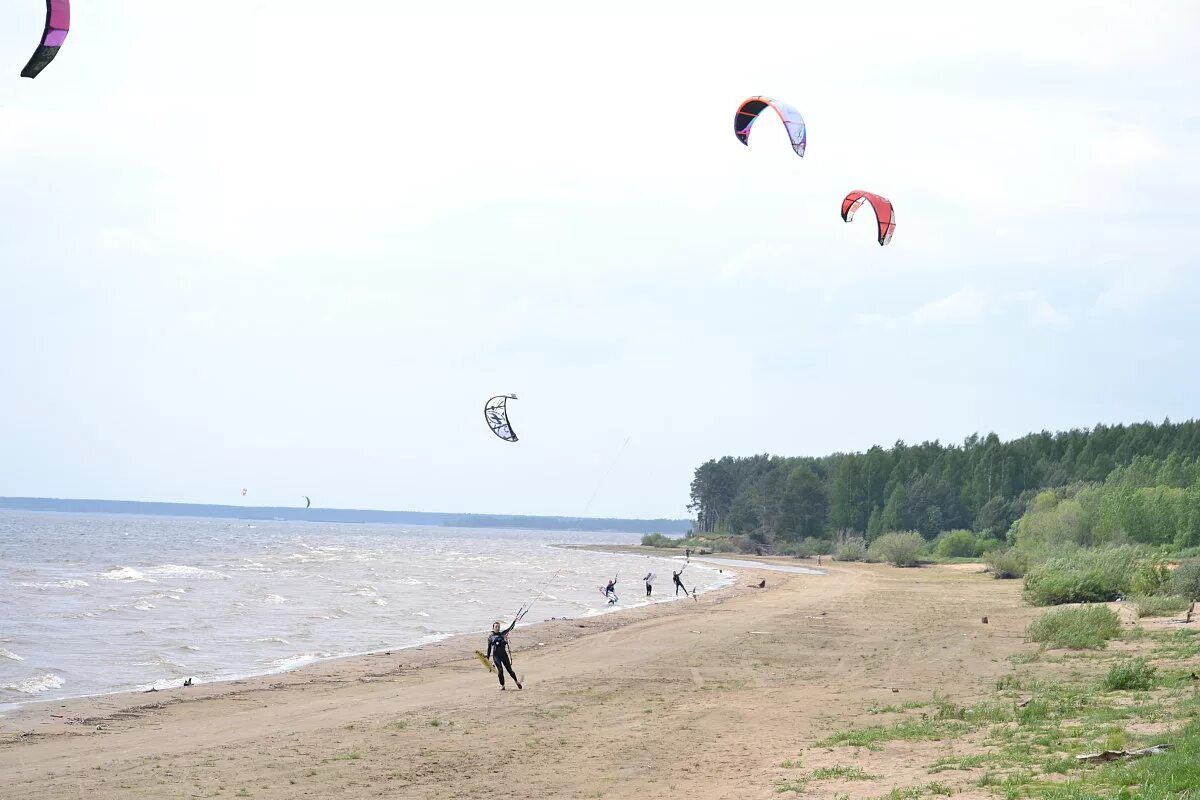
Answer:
[486,620,521,689]
[673,568,688,596]
[605,580,618,604]
[644,573,654,597]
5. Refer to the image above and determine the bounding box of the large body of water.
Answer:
[0,511,728,709]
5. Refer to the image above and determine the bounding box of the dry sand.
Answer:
[0,556,1035,799]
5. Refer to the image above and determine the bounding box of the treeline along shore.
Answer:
[687,418,1200,550]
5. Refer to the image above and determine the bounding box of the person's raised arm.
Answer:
[504,618,517,635]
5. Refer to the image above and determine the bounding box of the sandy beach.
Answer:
[1,556,1037,799]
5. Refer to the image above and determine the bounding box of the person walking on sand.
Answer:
[672,565,690,597]
[644,572,655,597]
[604,576,618,604]
[487,619,522,691]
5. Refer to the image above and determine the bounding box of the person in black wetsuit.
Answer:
[486,620,522,690]
[672,565,690,596]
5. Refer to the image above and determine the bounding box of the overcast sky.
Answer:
[1,1,1197,518]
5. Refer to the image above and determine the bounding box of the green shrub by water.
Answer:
[640,533,678,548]
[835,535,867,562]
[1022,546,1144,605]
[868,531,926,567]
[1026,606,1122,649]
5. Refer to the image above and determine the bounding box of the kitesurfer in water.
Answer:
[604,577,618,604]
[487,620,522,690]
[672,566,689,596]
[643,572,655,597]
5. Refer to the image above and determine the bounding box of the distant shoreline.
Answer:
[0,497,691,534]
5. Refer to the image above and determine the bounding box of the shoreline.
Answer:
[0,545,756,729]
[1,560,1050,800]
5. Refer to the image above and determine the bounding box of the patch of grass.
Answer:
[1027,606,1122,650]
[1130,594,1191,619]
[779,758,803,769]
[817,718,969,750]
[929,753,993,773]
[1101,658,1158,691]
[1038,721,1200,799]
[426,718,441,727]
[810,765,879,780]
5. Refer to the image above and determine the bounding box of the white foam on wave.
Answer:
[100,566,156,583]
[264,594,287,604]
[19,579,89,590]
[2,674,65,695]
[0,648,24,662]
[133,602,156,611]
[271,651,332,672]
[372,599,388,606]
[255,636,290,645]
[149,564,230,580]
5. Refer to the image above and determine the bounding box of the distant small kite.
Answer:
[21,1,70,79]
[734,96,806,157]
[303,496,311,509]
[484,394,519,443]
[841,190,896,246]
[241,488,248,497]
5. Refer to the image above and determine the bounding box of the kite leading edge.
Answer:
[21,0,70,79]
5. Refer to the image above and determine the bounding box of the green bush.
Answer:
[1026,606,1122,650]
[1102,658,1157,691]
[1130,594,1191,618]
[1131,559,1171,596]
[984,548,1028,579]
[1022,546,1144,606]
[640,533,678,548]
[867,531,926,567]
[1171,560,1200,601]
[777,538,832,558]
[835,536,867,562]
[935,530,980,559]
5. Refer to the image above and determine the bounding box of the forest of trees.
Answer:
[687,419,1200,547]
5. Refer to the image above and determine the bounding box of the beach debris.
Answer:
[1075,744,1172,764]
[689,630,701,634]
[183,678,193,687]
[982,616,989,624]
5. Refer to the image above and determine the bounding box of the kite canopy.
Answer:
[734,96,806,157]
[484,394,519,443]
[303,496,311,509]
[21,0,70,79]
[841,190,896,246]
